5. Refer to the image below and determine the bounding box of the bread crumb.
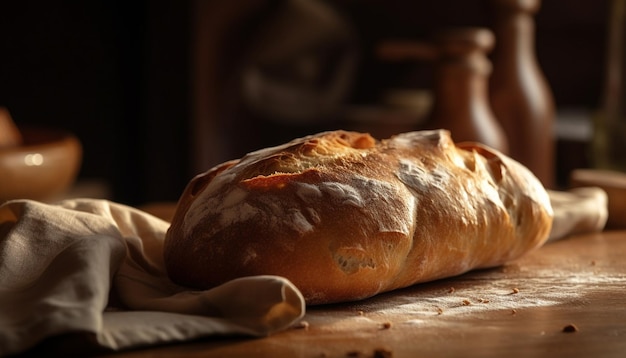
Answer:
[477,298,490,303]
[294,320,309,330]
[381,322,392,330]
[591,260,596,266]
[562,324,579,333]
[357,310,365,316]
[511,309,517,315]
[511,288,520,294]
[436,307,444,315]
[462,299,471,306]
[448,287,455,293]
[374,348,393,358]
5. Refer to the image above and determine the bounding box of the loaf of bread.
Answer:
[164,130,553,305]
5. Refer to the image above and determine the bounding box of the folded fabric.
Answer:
[547,187,608,242]
[0,199,306,356]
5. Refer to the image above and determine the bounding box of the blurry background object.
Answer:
[577,0,626,229]
[193,0,360,175]
[570,169,626,229]
[0,107,23,148]
[0,112,82,203]
[0,0,611,205]
[489,0,556,188]
[340,87,433,140]
[240,0,358,124]
[376,28,509,154]
[428,27,508,153]
[0,1,190,205]
[592,0,626,173]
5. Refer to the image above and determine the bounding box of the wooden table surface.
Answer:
[102,230,626,358]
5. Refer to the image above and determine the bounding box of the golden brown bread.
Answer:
[164,130,553,305]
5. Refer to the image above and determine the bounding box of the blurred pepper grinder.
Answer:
[592,0,626,173]
[489,0,556,188]
[428,27,509,154]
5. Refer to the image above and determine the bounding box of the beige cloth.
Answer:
[547,187,609,242]
[0,199,305,356]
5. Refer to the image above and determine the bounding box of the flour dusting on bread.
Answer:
[164,129,553,305]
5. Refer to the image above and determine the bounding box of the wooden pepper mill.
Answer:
[428,27,509,154]
[489,0,555,187]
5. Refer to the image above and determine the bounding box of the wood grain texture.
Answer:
[101,230,626,358]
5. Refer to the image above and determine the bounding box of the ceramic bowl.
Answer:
[0,127,82,202]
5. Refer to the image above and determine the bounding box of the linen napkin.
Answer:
[0,199,306,356]
[547,187,608,242]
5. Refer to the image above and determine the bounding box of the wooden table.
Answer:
[102,230,626,358]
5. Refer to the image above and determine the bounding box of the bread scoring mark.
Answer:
[196,186,262,230]
[237,131,376,180]
[319,182,364,207]
[183,172,237,236]
[306,207,321,225]
[289,208,315,234]
[296,182,323,201]
[222,187,247,208]
[356,177,413,236]
[456,146,516,228]
[296,176,411,234]
[182,131,378,238]
[220,202,261,228]
[301,176,415,268]
[397,155,497,234]
[467,151,520,230]
[396,159,451,194]
[469,158,502,206]
[249,195,317,238]
[460,150,477,172]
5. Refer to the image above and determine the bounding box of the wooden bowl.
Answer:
[0,127,82,202]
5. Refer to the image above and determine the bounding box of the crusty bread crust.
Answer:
[164,130,553,305]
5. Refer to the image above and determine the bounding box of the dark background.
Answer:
[0,0,609,206]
